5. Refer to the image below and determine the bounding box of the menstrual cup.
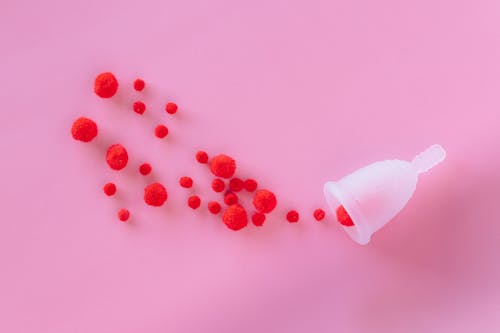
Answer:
[324,145,446,245]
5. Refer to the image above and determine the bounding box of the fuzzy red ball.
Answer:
[286,210,299,223]
[336,205,354,226]
[179,176,193,188]
[155,125,169,138]
[208,201,221,214]
[165,102,178,114]
[139,163,152,175]
[252,189,277,213]
[229,178,244,192]
[222,204,248,231]
[118,209,130,222]
[133,78,145,91]
[211,178,225,192]
[313,209,325,221]
[210,154,236,178]
[251,212,266,226]
[224,192,238,205]
[133,101,146,115]
[144,183,168,207]
[106,144,128,170]
[188,195,201,209]
[103,182,116,196]
[196,151,208,164]
[71,117,98,142]
[243,179,258,192]
[94,72,118,98]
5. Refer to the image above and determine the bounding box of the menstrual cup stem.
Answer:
[411,144,446,174]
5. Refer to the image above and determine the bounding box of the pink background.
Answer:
[1,0,500,332]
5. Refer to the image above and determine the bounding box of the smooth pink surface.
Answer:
[1,0,500,332]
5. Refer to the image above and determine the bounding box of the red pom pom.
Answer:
[139,163,152,175]
[243,179,258,192]
[94,72,118,98]
[286,210,299,223]
[106,144,128,170]
[179,176,193,188]
[313,209,325,221]
[224,192,238,205]
[165,102,178,114]
[229,178,244,192]
[210,154,236,178]
[222,204,248,231]
[253,189,277,213]
[133,101,146,114]
[155,125,169,138]
[144,183,168,207]
[211,178,225,192]
[336,205,354,226]
[252,212,266,226]
[196,151,208,163]
[133,78,145,91]
[118,209,130,222]
[188,195,201,209]
[208,201,221,214]
[71,117,98,142]
[103,182,116,196]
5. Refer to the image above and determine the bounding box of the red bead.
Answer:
[165,102,178,114]
[103,182,116,196]
[286,210,299,223]
[252,212,266,226]
[208,201,221,214]
[196,151,208,163]
[222,204,248,231]
[188,195,201,209]
[224,192,238,205]
[133,101,146,114]
[144,183,168,207]
[71,117,98,142]
[117,209,130,222]
[155,125,169,138]
[243,179,258,192]
[253,189,277,213]
[210,154,236,178]
[211,178,225,192]
[133,78,145,91]
[106,144,128,170]
[229,178,244,192]
[179,176,193,188]
[139,163,152,175]
[94,72,118,98]
[336,205,354,226]
[313,209,325,221]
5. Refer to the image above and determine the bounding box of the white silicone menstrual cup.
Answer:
[324,145,446,245]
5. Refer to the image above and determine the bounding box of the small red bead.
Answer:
[165,102,178,114]
[133,78,145,91]
[133,101,146,114]
[253,189,277,213]
[229,178,244,192]
[210,154,236,178]
[208,201,221,214]
[71,117,98,142]
[144,183,168,207]
[222,204,248,231]
[196,151,209,163]
[155,125,169,138]
[118,209,130,222]
[179,176,193,188]
[243,179,258,192]
[106,144,128,170]
[286,210,299,223]
[211,178,225,192]
[336,205,354,226]
[224,192,238,205]
[139,163,152,175]
[94,72,118,98]
[103,182,116,196]
[313,209,325,221]
[252,212,266,226]
[188,195,201,209]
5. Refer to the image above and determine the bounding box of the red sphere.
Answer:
[243,179,258,192]
[133,101,146,114]
[210,154,236,178]
[229,178,244,192]
[103,182,116,196]
[165,102,178,114]
[106,144,128,170]
[222,204,248,231]
[336,205,354,226]
[144,183,168,207]
[71,117,98,142]
[253,189,277,213]
[133,78,145,91]
[188,195,201,209]
[224,192,238,205]
[208,201,221,214]
[252,212,266,226]
[196,150,209,164]
[179,176,193,188]
[211,178,225,192]
[286,210,299,223]
[94,72,118,98]
[155,125,169,138]
[313,209,325,221]
[139,163,152,175]
[118,209,130,222]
